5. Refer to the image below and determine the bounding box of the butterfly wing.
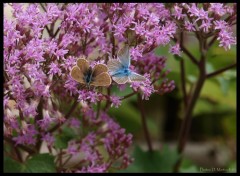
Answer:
[112,75,129,84]
[118,45,130,68]
[107,45,132,85]
[77,58,89,74]
[107,59,123,75]
[92,64,108,76]
[129,72,146,82]
[70,66,85,84]
[90,72,112,87]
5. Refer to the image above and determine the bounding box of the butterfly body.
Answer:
[83,68,94,88]
[71,57,111,88]
[111,66,132,77]
[107,45,146,84]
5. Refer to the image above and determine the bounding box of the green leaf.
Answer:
[4,156,24,173]
[227,160,236,173]
[214,69,236,96]
[200,80,236,109]
[187,75,197,83]
[54,127,77,149]
[180,165,199,173]
[120,145,179,173]
[54,135,68,149]
[206,62,215,73]
[179,158,199,173]
[222,69,236,79]
[222,114,236,137]
[24,153,56,173]
[108,100,141,134]
[217,77,230,95]
[173,55,183,61]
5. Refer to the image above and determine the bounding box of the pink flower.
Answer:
[110,95,122,108]
[209,3,226,16]
[48,62,62,76]
[130,74,155,100]
[217,30,236,50]
[173,6,186,20]
[78,90,101,104]
[169,43,182,56]
[67,142,79,155]
[184,21,196,31]
[68,118,81,128]
[78,164,107,173]
[42,133,55,146]
[199,19,212,33]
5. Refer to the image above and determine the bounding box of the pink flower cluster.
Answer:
[64,110,133,173]
[4,3,235,173]
[171,3,236,50]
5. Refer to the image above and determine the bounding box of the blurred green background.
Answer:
[110,35,236,173]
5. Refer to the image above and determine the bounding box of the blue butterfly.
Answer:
[107,45,146,84]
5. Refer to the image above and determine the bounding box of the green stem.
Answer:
[35,98,43,152]
[137,94,153,152]
[206,63,236,78]
[174,74,205,172]
[179,32,188,108]
[96,100,101,119]
[173,37,198,65]
[120,91,137,100]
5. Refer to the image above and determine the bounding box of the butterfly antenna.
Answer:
[87,83,91,90]
[79,84,86,90]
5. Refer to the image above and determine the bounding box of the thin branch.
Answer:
[35,98,43,152]
[14,147,23,163]
[49,23,55,37]
[174,36,207,172]
[62,155,73,168]
[48,99,79,133]
[137,94,153,152]
[180,60,188,108]
[174,74,205,172]
[207,35,218,49]
[120,91,137,100]
[111,23,116,58]
[179,31,188,108]
[40,3,47,12]
[4,136,36,155]
[96,100,101,119]
[53,27,60,38]
[103,87,111,111]
[172,37,199,65]
[206,63,236,79]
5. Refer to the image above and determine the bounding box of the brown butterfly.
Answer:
[71,57,111,88]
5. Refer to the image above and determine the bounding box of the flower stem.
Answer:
[14,144,23,163]
[103,88,111,111]
[121,91,137,100]
[48,99,79,133]
[4,136,36,155]
[174,36,207,172]
[180,60,188,108]
[173,36,199,65]
[137,94,153,152]
[96,100,101,119]
[179,32,188,108]
[35,98,44,152]
[206,63,236,78]
[174,74,205,172]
